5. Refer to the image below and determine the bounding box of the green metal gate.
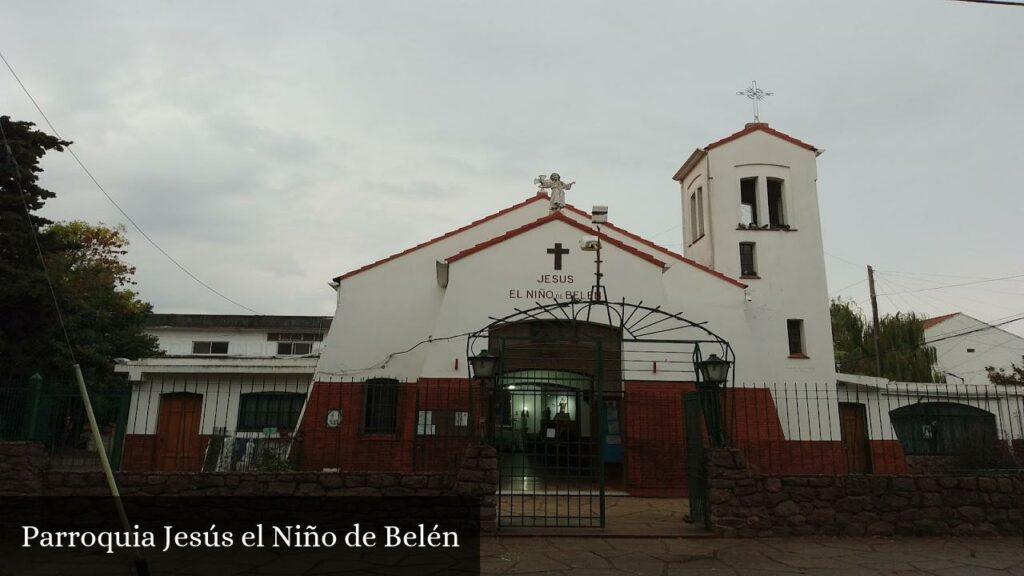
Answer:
[684,392,710,529]
[0,377,130,470]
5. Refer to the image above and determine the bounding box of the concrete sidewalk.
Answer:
[482,536,1024,575]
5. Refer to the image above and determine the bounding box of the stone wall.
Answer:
[0,442,48,495]
[708,448,1024,537]
[1,442,499,532]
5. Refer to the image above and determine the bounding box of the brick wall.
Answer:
[297,379,478,473]
[623,381,693,496]
[707,447,1024,537]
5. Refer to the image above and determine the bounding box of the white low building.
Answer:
[115,314,330,471]
[924,312,1024,385]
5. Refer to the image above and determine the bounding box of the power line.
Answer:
[950,0,1024,6]
[829,278,866,296]
[0,48,262,315]
[877,273,1024,296]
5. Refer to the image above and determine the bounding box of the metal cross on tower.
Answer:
[737,81,773,123]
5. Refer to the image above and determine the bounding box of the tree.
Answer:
[830,298,939,382]
[45,221,160,387]
[986,362,1024,386]
[1,116,71,381]
[0,116,158,386]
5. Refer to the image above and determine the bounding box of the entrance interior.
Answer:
[489,320,620,527]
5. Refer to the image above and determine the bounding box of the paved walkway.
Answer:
[498,497,703,536]
[481,536,1024,575]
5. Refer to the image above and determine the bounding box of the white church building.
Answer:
[299,122,844,495]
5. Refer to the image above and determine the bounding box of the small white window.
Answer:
[416,410,436,436]
[454,411,469,427]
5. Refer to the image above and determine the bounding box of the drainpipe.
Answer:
[705,150,715,270]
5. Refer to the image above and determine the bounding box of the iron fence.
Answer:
[722,381,1024,476]
[112,374,478,474]
[0,379,129,470]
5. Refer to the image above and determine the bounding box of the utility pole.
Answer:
[867,265,883,377]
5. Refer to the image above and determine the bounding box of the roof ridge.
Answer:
[560,204,747,289]
[333,193,548,282]
[445,211,667,268]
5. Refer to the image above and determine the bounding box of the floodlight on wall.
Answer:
[579,236,600,251]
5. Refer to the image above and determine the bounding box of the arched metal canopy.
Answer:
[466,298,735,383]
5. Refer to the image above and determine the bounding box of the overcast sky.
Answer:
[2,0,1022,337]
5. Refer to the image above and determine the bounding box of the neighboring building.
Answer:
[923,312,1024,385]
[115,314,331,471]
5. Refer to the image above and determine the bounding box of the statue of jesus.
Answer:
[535,172,575,211]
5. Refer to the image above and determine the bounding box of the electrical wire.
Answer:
[0,48,262,315]
[877,273,1024,296]
[314,331,475,377]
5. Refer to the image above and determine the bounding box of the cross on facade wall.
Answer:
[547,243,569,270]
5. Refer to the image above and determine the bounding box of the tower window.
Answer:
[787,319,806,357]
[696,187,705,238]
[767,178,786,227]
[689,187,705,242]
[740,177,758,226]
[739,242,757,277]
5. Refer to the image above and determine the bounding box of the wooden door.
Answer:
[155,393,204,471]
[839,402,871,474]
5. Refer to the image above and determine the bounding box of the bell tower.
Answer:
[673,122,835,376]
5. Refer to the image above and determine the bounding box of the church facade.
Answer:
[302,123,842,497]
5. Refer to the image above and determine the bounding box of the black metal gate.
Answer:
[684,392,710,529]
[491,334,607,528]
[466,299,735,530]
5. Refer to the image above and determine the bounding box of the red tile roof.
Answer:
[445,212,668,269]
[673,123,817,181]
[333,193,548,282]
[706,122,817,152]
[922,312,959,330]
[333,192,747,290]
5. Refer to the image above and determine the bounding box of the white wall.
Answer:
[152,327,326,357]
[925,314,1024,385]
[126,374,311,435]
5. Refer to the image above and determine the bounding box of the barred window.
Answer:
[363,378,399,433]
[237,393,305,431]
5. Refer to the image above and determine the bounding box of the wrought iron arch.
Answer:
[466,297,735,384]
